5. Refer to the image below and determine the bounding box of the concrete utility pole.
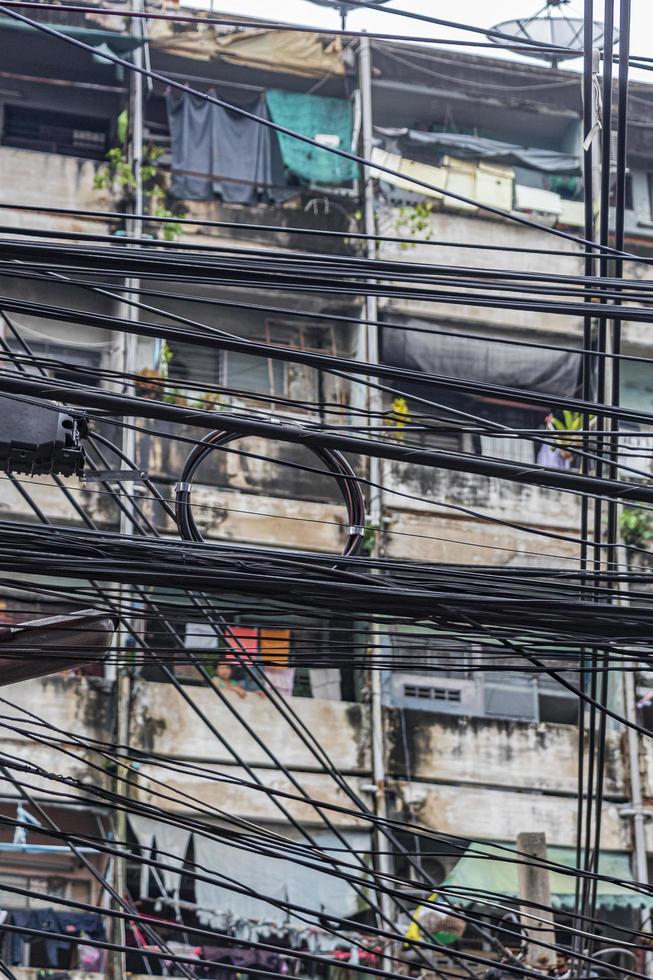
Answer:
[516,832,557,971]
[358,32,393,926]
[107,4,144,977]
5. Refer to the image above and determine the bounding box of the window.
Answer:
[2,105,110,159]
[168,320,335,411]
[7,339,102,387]
[392,829,463,886]
[223,321,331,407]
[537,669,579,725]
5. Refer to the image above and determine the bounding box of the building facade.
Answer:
[0,4,652,973]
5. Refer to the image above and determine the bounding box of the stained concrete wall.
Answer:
[397,781,628,850]
[129,679,369,772]
[0,675,636,853]
[376,206,653,355]
[0,675,112,796]
[0,146,112,235]
[387,711,625,797]
[387,711,629,851]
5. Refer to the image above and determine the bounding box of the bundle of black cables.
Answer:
[174,428,366,557]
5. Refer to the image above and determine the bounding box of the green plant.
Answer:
[361,521,379,557]
[549,410,594,455]
[159,340,173,378]
[193,391,222,410]
[620,505,653,549]
[93,145,136,193]
[394,200,435,249]
[94,115,185,242]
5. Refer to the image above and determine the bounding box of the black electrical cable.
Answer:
[175,428,365,557]
[5,198,650,263]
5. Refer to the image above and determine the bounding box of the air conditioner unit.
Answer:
[483,672,539,722]
[386,671,484,716]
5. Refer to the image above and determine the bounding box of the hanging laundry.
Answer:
[166,91,294,204]
[266,90,358,186]
[127,814,192,903]
[4,908,105,966]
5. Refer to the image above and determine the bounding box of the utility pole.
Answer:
[516,832,557,971]
[359,32,393,928]
[107,4,143,977]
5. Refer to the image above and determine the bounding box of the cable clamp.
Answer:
[277,418,305,433]
[349,525,365,536]
[175,482,192,494]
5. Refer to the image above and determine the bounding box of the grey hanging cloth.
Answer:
[381,314,582,398]
[167,90,294,203]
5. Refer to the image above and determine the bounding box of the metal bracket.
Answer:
[84,469,146,483]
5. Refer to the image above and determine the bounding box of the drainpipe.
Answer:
[359,32,393,926]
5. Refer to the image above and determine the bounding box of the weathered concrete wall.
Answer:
[132,761,373,828]
[377,207,583,335]
[397,780,628,850]
[384,511,578,565]
[0,146,112,235]
[376,207,653,356]
[387,711,629,850]
[130,680,369,772]
[129,681,372,826]
[387,710,625,796]
[0,674,635,852]
[0,429,581,562]
[384,463,581,564]
[0,675,112,796]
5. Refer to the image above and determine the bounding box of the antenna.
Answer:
[488,0,616,67]
[305,0,393,33]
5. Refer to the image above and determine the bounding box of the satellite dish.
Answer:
[488,0,617,67]
[305,0,393,31]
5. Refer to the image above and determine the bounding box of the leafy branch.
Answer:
[620,505,653,550]
[94,112,184,242]
[393,200,435,250]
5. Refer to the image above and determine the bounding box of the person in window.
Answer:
[536,414,573,470]
[212,659,247,698]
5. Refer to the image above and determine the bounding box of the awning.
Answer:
[377,127,580,174]
[0,17,144,52]
[149,24,344,78]
[381,314,582,399]
[440,842,653,911]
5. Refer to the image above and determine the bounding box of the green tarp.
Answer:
[440,842,653,911]
[265,89,358,186]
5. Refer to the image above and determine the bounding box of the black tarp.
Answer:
[376,127,580,174]
[167,90,295,203]
[381,315,582,398]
